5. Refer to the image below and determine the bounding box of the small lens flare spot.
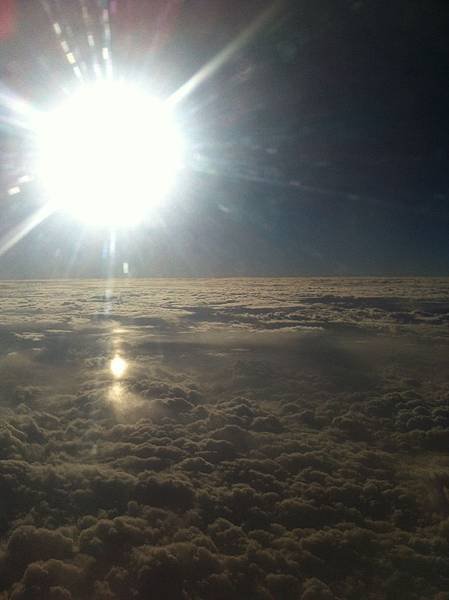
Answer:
[18,175,32,184]
[110,355,127,378]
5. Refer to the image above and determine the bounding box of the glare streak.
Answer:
[0,87,39,132]
[40,0,85,82]
[79,0,102,78]
[0,204,54,258]
[101,5,113,79]
[168,1,281,107]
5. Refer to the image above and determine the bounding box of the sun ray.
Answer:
[79,0,102,79]
[168,1,281,108]
[39,0,86,82]
[100,2,113,79]
[0,203,54,258]
[63,226,87,277]
[0,85,40,133]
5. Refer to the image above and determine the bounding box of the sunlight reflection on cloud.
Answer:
[107,382,127,412]
[110,355,127,378]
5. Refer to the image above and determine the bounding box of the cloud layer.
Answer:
[0,278,449,598]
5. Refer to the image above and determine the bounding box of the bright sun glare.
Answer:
[37,81,183,227]
[110,355,127,378]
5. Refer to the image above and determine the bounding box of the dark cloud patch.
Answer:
[134,474,195,512]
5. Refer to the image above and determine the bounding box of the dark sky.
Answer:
[0,0,448,277]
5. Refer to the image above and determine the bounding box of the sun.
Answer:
[36,81,184,227]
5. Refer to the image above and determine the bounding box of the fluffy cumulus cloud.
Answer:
[0,278,449,598]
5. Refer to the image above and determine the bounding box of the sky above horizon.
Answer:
[0,0,448,277]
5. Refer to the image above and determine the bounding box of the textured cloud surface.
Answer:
[1,278,449,599]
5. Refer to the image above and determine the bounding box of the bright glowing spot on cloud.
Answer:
[36,81,184,226]
[110,355,127,378]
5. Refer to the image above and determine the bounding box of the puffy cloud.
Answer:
[301,578,336,600]
[1,278,449,598]
[134,473,195,511]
